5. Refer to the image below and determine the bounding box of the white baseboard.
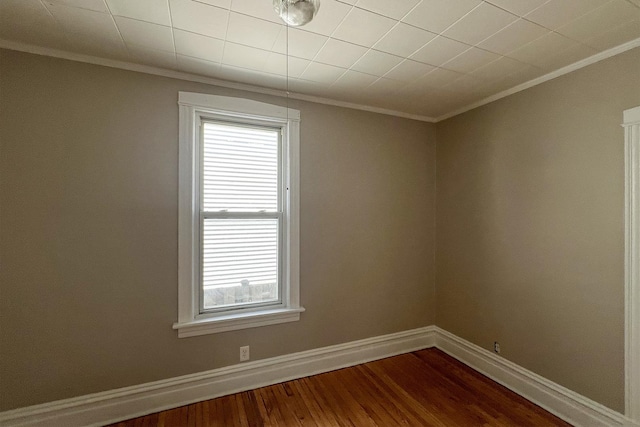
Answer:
[434,327,629,427]
[2,325,637,427]
[0,326,436,427]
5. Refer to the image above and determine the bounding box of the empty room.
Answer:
[1,0,639,426]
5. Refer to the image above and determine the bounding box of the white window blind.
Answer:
[201,121,281,311]
[202,123,279,212]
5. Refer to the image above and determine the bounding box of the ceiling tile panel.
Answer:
[300,62,347,84]
[196,0,232,9]
[506,31,578,68]
[524,0,610,30]
[262,53,310,77]
[115,17,174,52]
[351,49,404,76]
[173,29,224,63]
[403,0,482,33]
[226,12,281,50]
[478,19,549,55]
[471,56,526,81]
[222,42,270,71]
[272,28,329,60]
[106,0,171,25]
[45,1,129,59]
[45,0,108,13]
[302,0,353,36]
[177,54,221,76]
[384,59,435,81]
[444,74,489,96]
[64,36,129,60]
[332,70,379,90]
[216,65,287,90]
[411,36,471,67]
[531,42,598,70]
[127,43,178,68]
[332,7,396,47]
[383,88,429,112]
[366,77,406,96]
[169,0,229,39]
[583,19,640,51]
[417,68,466,87]
[555,1,640,44]
[230,0,281,23]
[315,38,368,68]
[287,78,327,96]
[45,2,119,39]
[485,0,549,16]
[443,3,518,45]
[497,63,545,88]
[373,23,437,57]
[441,47,502,73]
[0,0,68,49]
[354,0,421,20]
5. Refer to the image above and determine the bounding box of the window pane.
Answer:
[202,122,279,212]
[202,218,279,310]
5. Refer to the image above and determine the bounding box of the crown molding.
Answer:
[0,39,437,123]
[0,37,638,124]
[436,37,640,122]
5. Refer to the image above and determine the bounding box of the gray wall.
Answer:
[435,47,640,412]
[0,49,437,410]
[2,45,637,415]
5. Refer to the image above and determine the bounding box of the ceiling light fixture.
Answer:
[273,0,320,27]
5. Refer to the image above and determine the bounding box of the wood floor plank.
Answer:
[106,349,572,427]
[315,368,377,426]
[291,378,341,427]
[274,382,316,425]
[357,363,450,426]
[255,384,290,427]
[240,391,264,427]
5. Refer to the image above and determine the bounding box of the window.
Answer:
[174,92,303,338]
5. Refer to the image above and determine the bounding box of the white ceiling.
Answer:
[1,0,639,119]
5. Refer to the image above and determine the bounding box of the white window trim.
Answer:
[173,92,303,338]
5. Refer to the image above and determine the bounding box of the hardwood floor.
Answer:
[106,349,571,427]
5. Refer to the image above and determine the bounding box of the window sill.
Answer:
[173,307,305,338]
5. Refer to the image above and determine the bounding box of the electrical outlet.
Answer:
[494,341,500,354]
[240,346,250,362]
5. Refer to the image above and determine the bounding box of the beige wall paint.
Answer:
[435,47,640,412]
[0,49,437,410]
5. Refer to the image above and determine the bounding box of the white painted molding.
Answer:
[177,92,300,121]
[0,39,435,123]
[1,38,639,124]
[0,326,436,427]
[175,92,303,337]
[435,327,627,427]
[623,105,640,424]
[2,326,634,427]
[435,37,640,122]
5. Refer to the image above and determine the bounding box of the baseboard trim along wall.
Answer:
[0,327,436,427]
[1,326,637,427]
[433,327,635,427]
